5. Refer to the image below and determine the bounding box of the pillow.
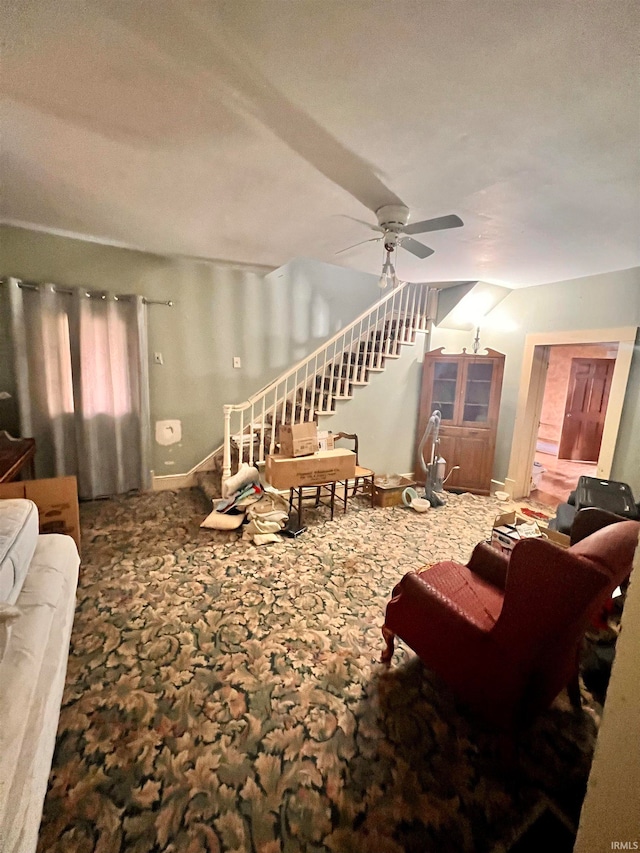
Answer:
[200,510,245,530]
[0,602,22,664]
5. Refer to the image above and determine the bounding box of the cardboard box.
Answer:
[490,510,541,554]
[278,422,318,458]
[373,476,415,508]
[491,524,522,554]
[544,527,571,549]
[316,430,335,452]
[266,449,356,490]
[490,510,570,554]
[0,475,81,553]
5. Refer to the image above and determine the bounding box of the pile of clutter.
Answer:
[200,463,291,545]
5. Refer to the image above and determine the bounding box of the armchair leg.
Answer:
[567,646,582,711]
[381,624,396,664]
[567,668,582,711]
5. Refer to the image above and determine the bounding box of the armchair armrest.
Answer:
[382,570,495,680]
[467,541,509,590]
[386,571,494,638]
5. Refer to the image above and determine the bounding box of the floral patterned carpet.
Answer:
[38,489,597,853]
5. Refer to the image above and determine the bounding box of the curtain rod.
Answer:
[4,278,173,306]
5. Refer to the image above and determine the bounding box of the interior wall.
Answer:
[539,344,618,447]
[430,267,640,495]
[574,539,640,852]
[0,226,380,476]
[318,331,427,477]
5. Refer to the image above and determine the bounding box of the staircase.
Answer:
[197,282,435,499]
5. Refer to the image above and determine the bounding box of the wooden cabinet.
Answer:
[415,348,505,495]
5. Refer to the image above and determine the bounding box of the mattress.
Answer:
[0,533,80,853]
[0,499,39,604]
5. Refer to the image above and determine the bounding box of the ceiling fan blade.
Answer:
[335,236,381,255]
[404,213,464,236]
[401,237,435,259]
[339,215,385,233]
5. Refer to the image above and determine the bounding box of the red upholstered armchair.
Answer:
[381,520,639,729]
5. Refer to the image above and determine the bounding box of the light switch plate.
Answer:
[233,356,242,369]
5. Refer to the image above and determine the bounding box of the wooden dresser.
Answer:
[0,431,36,482]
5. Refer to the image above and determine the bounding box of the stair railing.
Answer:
[222,282,435,481]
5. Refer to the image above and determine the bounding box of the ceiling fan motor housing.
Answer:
[383,233,399,252]
[376,204,410,232]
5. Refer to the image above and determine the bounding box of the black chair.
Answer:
[550,476,639,536]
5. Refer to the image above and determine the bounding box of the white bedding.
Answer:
[0,500,38,604]
[0,532,79,853]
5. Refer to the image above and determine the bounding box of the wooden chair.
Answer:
[288,481,336,525]
[333,432,375,511]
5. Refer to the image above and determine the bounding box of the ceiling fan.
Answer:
[337,204,464,260]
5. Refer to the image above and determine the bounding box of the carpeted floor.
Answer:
[38,489,598,853]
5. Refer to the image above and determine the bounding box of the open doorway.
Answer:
[531,343,619,505]
[505,326,637,503]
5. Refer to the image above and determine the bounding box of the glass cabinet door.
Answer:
[462,361,494,423]
[432,361,459,421]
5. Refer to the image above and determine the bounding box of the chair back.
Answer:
[492,521,638,714]
[333,432,359,464]
[569,506,628,545]
[570,519,639,582]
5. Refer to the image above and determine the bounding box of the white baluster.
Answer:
[222,405,232,482]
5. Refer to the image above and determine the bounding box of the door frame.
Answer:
[504,326,637,499]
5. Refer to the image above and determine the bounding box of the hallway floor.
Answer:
[530,452,597,508]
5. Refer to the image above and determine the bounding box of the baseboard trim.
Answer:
[503,477,518,499]
[152,472,196,491]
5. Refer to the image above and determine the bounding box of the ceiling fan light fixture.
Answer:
[378,248,397,288]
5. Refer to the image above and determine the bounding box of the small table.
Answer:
[0,431,36,482]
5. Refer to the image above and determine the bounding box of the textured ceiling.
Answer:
[1,0,639,287]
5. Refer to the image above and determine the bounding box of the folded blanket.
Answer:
[221,463,260,499]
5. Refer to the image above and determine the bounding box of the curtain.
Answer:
[6,278,151,499]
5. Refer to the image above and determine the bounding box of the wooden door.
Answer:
[558,358,615,461]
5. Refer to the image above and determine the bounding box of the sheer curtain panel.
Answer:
[6,278,151,499]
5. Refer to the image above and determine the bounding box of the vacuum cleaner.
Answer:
[417,409,447,507]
